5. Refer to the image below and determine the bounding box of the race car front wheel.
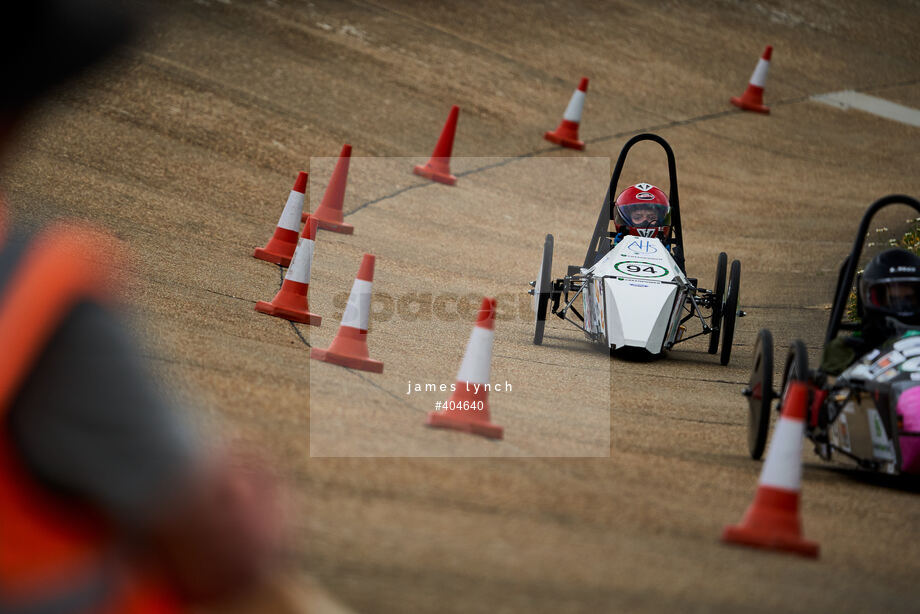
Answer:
[746,329,774,460]
[533,234,554,345]
[708,252,727,355]
[719,259,741,366]
[779,340,809,411]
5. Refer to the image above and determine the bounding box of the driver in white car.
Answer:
[612,183,672,245]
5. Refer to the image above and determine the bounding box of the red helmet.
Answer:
[614,183,671,240]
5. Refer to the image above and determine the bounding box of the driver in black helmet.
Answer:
[821,248,920,374]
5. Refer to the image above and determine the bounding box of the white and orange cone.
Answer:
[731,46,772,114]
[255,217,322,326]
[544,77,588,150]
[414,105,459,186]
[254,172,308,267]
[426,297,504,440]
[303,144,355,234]
[310,254,383,373]
[722,379,819,558]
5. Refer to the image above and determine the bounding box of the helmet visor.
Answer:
[866,278,920,314]
[617,203,670,228]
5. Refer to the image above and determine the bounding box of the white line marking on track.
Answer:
[811,90,920,127]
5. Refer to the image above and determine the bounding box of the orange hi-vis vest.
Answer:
[0,223,182,613]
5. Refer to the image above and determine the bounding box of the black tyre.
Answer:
[708,252,728,355]
[719,259,741,366]
[746,329,774,460]
[533,234,554,345]
[779,340,809,411]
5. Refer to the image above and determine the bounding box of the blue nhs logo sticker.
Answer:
[626,239,657,254]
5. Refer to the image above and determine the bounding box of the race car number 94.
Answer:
[614,261,669,278]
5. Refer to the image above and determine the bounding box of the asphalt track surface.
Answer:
[4,1,920,612]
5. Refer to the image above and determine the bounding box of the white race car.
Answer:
[531,133,743,363]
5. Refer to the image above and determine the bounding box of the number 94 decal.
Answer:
[613,261,669,278]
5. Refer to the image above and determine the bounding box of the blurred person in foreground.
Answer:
[0,2,284,612]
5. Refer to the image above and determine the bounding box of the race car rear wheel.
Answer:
[719,259,741,366]
[533,234,554,345]
[708,252,728,355]
[779,340,809,411]
[746,329,774,460]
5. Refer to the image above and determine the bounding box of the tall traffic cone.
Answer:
[254,172,308,267]
[413,105,459,186]
[426,297,504,439]
[305,144,355,235]
[731,45,772,114]
[544,77,588,150]
[722,379,819,558]
[310,254,383,373]
[255,217,322,325]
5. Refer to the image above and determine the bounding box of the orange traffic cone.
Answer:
[544,77,588,150]
[722,379,819,558]
[254,172,308,267]
[426,297,504,439]
[310,254,383,373]
[305,144,355,235]
[731,45,772,114]
[255,217,322,325]
[413,105,459,186]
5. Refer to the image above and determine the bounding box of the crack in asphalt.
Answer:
[615,409,744,428]
[279,263,313,348]
[492,352,610,371]
[338,91,872,221]
[631,373,747,386]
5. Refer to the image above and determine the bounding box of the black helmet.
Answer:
[859,248,920,329]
